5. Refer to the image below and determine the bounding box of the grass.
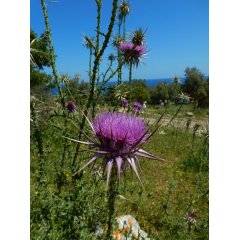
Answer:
[31,101,208,239]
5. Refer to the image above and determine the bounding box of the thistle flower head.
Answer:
[178,92,190,101]
[122,99,128,108]
[119,41,146,67]
[112,36,125,47]
[185,212,197,224]
[113,84,129,101]
[118,1,130,19]
[66,112,166,188]
[131,28,146,46]
[93,112,147,152]
[66,100,77,113]
[132,101,142,113]
[172,75,181,84]
[108,54,116,62]
[83,35,95,49]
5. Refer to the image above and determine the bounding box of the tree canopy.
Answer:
[183,67,209,108]
[30,29,52,91]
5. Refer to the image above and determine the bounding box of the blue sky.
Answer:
[30,0,209,81]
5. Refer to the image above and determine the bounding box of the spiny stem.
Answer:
[105,175,118,239]
[40,0,65,109]
[128,61,133,103]
[123,15,126,39]
[72,0,118,165]
[89,48,93,79]
[165,104,183,127]
[60,117,68,170]
[117,18,123,84]
[129,61,133,85]
[30,101,44,181]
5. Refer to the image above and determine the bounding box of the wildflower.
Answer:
[131,28,146,46]
[83,35,95,49]
[66,100,77,113]
[108,53,116,62]
[113,36,125,48]
[66,112,165,187]
[177,91,191,104]
[185,212,197,224]
[122,99,128,108]
[113,84,129,102]
[119,41,146,67]
[118,1,130,20]
[132,101,142,114]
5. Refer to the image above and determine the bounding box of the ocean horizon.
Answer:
[50,77,187,95]
[105,77,187,87]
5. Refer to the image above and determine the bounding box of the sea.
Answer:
[105,77,187,88]
[51,77,186,95]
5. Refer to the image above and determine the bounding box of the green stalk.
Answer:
[123,15,126,39]
[95,0,102,57]
[60,117,68,170]
[31,101,44,181]
[117,19,123,85]
[72,0,119,166]
[129,61,133,84]
[89,48,93,80]
[105,174,118,239]
[165,104,183,128]
[91,0,102,119]
[40,0,65,109]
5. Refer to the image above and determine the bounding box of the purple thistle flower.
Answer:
[65,112,166,188]
[122,99,128,108]
[119,41,146,67]
[66,100,77,113]
[119,41,134,52]
[132,101,142,114]
[185,212,197,224]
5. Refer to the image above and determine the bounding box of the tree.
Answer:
[30,70,53,91]
[30,29,52,92]
[170,75,182,102]
[30,29,51,69]
[183,67,209,108]
[130,79,148,88]
[129,79,150,103]
[149,82,169,106]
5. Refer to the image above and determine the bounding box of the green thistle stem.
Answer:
[30,101,44,181]
[105,175,118,239]
[60,116,68,170]
[128,61,133,92]
[117,19,123,85]
[123,15,126,39]
[89,48,93,79]
[40,0,65,109]
[165,103,183,127]
[72,0,118,166]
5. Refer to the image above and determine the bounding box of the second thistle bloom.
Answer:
[66,100,77,113]
[132,101,143,114]
[119,41,146,67]
[122,99,128,108]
